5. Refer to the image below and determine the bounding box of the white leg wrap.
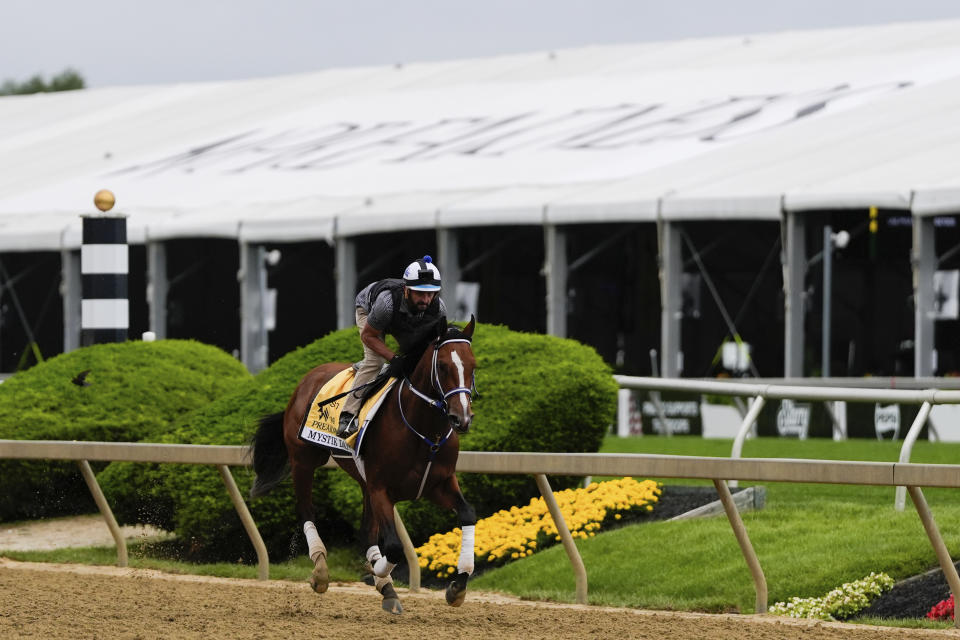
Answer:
[373,556,397,578]
[366,545,396,577]
[303,521,326,564]
[458,525,475,575]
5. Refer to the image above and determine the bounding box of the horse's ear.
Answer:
[463,314,475,339]
[437,315,448,339]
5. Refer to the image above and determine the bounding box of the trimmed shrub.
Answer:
[0,340,250,521]
[98,328,364,553]
[454,324,617,515]
[98,323,617,563]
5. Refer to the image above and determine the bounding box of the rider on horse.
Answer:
[337,255,447,438]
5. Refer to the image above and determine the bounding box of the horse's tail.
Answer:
[249,412,289,498]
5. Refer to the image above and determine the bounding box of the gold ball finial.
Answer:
[94,189,116,212]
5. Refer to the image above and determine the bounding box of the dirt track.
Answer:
[1,559,958,640]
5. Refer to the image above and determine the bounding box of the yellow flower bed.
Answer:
[416,477,662,578]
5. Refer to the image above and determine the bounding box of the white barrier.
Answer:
[615,375,960,506]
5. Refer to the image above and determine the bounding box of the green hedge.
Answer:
[97,323,617,563]
[0,340,251,521]
[97,328,364,554]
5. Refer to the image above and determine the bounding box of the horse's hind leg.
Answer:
[291,458,330,593]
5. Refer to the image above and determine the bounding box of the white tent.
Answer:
[2,18,960,251]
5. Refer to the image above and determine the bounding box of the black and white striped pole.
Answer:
[81,189,128,346]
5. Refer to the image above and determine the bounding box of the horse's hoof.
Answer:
[445,587,466,607]
[382,597,403,615]
[309,559,329,594]
[380,582,403,614]
[445,571,470,607]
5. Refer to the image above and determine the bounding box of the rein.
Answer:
[397,336,474,499]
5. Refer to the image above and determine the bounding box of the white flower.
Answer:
[770,572,894,620]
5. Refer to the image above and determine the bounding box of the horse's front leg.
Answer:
[291,459,329,594]
[365,487,404,615]
[427,474,477,607]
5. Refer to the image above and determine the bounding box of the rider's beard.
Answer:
[405,292,430,313]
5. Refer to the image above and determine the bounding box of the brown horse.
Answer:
[249,316,477,614]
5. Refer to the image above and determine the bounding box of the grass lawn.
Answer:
[471,435,960,624]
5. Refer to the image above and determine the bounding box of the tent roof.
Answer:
[2,18,960,251]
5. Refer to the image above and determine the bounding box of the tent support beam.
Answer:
[240,243,269,374]
[61,249,81,353]
[913,216,936,377]
[147,241,168,339]
[783,210,806,377]
[544,224,567,337]
[336,238,357,330]
[437,229,462,320]
[658,218,682,377]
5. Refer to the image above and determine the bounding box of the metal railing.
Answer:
[615,375,960,502]
[1,438,960,623]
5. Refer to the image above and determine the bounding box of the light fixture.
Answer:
[832,230,850,249]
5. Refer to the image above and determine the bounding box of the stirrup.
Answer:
[337,413,357,438]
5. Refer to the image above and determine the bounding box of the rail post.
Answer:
[393,506,420,592]
[896,401,932,511]
[535,473,587,604]
[218,465,269,580]
[729,395,766,488]
[77,459,127,567]
[714,478,767,613]
[907,486,960,629]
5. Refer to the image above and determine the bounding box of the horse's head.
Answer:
[428,315,476,434]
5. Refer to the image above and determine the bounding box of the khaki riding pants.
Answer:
[342,307,386,417]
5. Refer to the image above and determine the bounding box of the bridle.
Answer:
[407,338,474,413]
[399,337,475,438]
[397,336,476,498]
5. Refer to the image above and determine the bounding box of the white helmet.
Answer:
[402,255,441,291]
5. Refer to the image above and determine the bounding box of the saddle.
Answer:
[298,367,396,454]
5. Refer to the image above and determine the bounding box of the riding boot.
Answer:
[337,412,357,438]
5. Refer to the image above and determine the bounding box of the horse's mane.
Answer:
[401,338,433,376]
[402,319,470,375]
[360,317,468,402]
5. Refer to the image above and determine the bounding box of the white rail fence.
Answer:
[1,438,960,623]
[615,376,960,507]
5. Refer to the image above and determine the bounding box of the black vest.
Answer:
[367,278,443,354]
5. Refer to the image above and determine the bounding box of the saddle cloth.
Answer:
[298,367,396,454]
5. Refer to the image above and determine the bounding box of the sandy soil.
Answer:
[0,514,170,551]
[2,513,958,638]
[1,559,958,640]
